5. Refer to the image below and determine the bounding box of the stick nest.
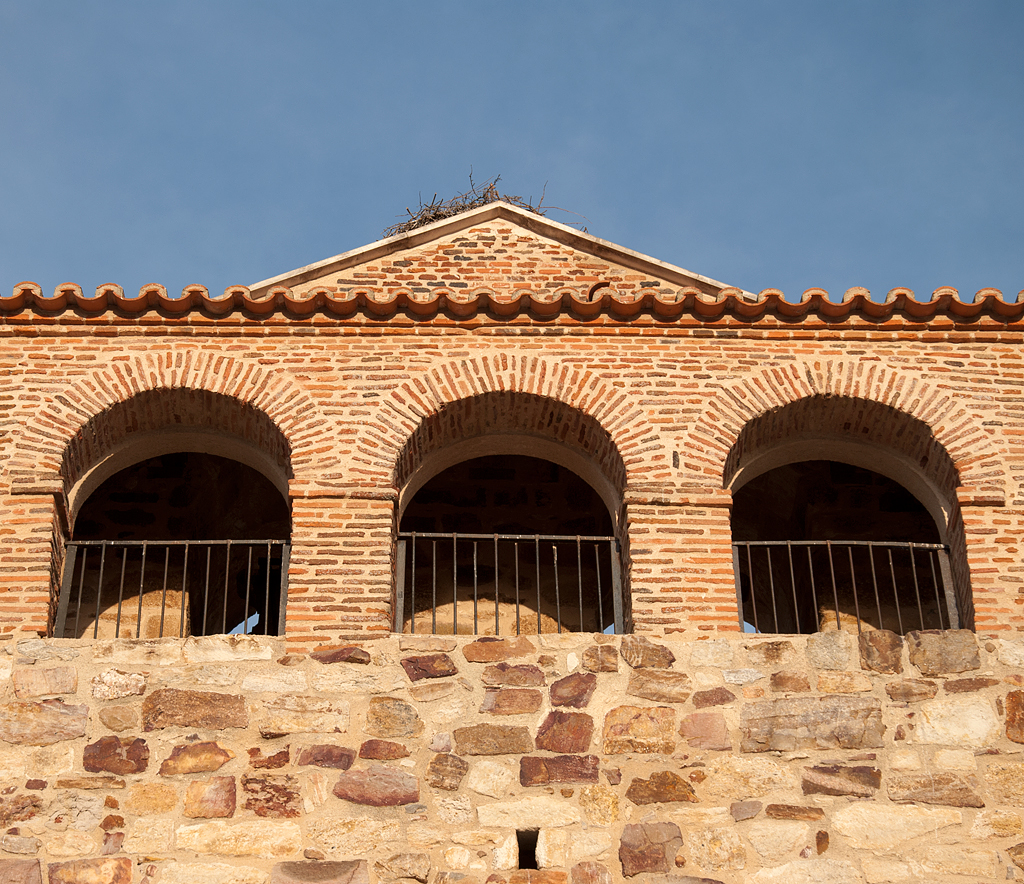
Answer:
[383,175,546,238]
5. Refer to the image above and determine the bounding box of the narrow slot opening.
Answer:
[516,829,538,869]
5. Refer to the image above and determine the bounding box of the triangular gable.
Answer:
[249,201,739,299]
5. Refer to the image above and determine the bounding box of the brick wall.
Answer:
[1,211,1022,643]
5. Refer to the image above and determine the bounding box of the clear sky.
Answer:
[1,1,1021,302]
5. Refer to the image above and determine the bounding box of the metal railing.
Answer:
[396,532,624,635]
[54,540,290,639]
[732,540,957,636]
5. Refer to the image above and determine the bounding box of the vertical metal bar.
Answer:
[243,547,254,635]
[514,542,521,636]
[276,542,291,636]
[888,548,903,635]
[493,535,500,636]
[847,546,862,637]
[868,545,883,632]
[806,546,818,630]
[159,546,170,638]
[410,533,417,634]
[222,541,233,634]
[732,544,744,632]
[786,542,800,633]
[937,548,959,630]
[827,540,841,631]
[54,544,78,639]
[594,545,604,631]
[114,546,128,639]
[263,541,272,635]
[431,539,437,635]
[576,537,584,632]
[92,543,107,640]
[745,544,759,633]
[552,545,561,634]
[473,541,479,635]
[452,533,458,636]
[609,538,624,635]
[179,543,190,638]
[201,546,211,636]
[395,538,407,634]
[535,535,542,635]
[135,541,148,639]
[908,542,925,631]
[765,546,779,633]
[929,550,945,630]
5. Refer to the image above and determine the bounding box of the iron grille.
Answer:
[54,540,290,639]
[732,540,957,635]
[396,532,624,635]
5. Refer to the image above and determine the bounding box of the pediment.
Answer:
[249,201,735,300]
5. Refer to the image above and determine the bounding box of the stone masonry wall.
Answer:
[5,630,1024,883]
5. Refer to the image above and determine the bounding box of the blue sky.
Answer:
[1,1,1021,302]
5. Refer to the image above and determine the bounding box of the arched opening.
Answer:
[57,452,290,639]
[392,392,629,635]
[725,396,968,635]
[52,389,294,639]
[397,454,619,635]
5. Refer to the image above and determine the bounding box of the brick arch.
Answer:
[352,354,666,492]
[686,361,1004,498]
[9,351,340,498]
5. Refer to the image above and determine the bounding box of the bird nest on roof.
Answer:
[383,175,547,238]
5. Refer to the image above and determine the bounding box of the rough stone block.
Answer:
[82,736,148,775]
[618,822,682,877]
[801,764,880,797]
[463,637,535,663]
[693,687,736,708]
[259,696,349,738]
[550,673,597,708]
[603,706,675,754]
[740,696,884,752]
[520,755,599,786]
[477,796,580,829]
[625,671,691,704]
[359,739,408,760]
[830,804,961,850]
[271,861,368,884]
[90,670,146,700]
[12,667,77,699]
[679,712,731,750]
[482,663,546,686]
[535,712,593,753]
[906,629,979,675]
[582,646,618,673]
[453,725,533,756]
[0,860,41,884]
[858,630,903,673]
[426,753,469,791]
[619,635,675,669]
[242,774,301,818]
[310,646,371,665]
[0,701,88,746]
[296,745,355,770]
[466,759,516,797]
[480,688,542,715]
[884,679,937,702]
[365,697,423,738]
[332,764,419,806]
[143,689,247,731]
[887,772,984,807]
[184,776,237,819]
[770,671,810,693]
[805,631,852,670]
[175,820,302,857]
[46,858,131,884]
[625,770,698,804]
[401,654,458,681]
[915,695,998,746]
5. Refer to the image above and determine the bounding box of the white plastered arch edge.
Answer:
[397,433,621,532]
[726,434,953,543]
[67,427,291,531]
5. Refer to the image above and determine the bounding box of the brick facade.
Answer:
[1,203,1022,644]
